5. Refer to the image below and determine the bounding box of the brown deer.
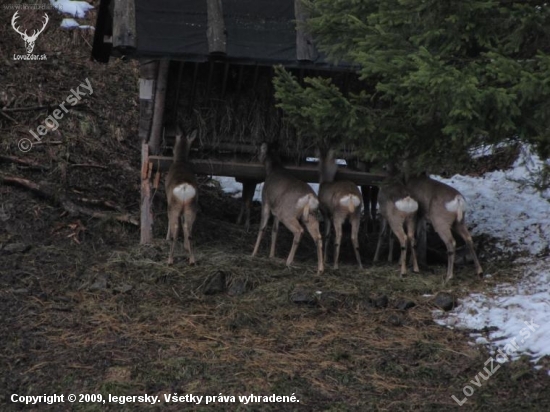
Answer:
[406,173,483,282]
[373,174,420,277]
[252,143,324,273]
[318,149,363,269]
[165,129,198,265]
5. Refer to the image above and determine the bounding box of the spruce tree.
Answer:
[274,0,550,170]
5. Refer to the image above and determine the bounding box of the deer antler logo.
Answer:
[11,11,49,54]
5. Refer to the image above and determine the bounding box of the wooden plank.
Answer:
[140,143,153,244]
[159,139,361,160]
[295,0,318,61]
[139,60,158,142]
[148,59,170,154]
[113,0,136,51]
[149,157,386,185]
[206,0,226,54]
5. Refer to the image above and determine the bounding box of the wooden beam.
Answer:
[149,59,170,154]
[112,0,136,52]
[149,157,386,185]
[139,60,158,142]
[295,0,318,61]
[140,143,154,244]
[206,0,226,55]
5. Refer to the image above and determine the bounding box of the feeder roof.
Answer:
[92,0,355,71]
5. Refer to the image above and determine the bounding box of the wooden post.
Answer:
[112,0,137,52]
[139,60,158,142]
[139,60,159,244]
[295,0,318,61]
[149,59,170,155]
[206,0,226,54]
[140,143,154,244]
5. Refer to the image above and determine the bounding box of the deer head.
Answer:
[12,11,49,54]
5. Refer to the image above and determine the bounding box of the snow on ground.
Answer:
[436,145,550,255]
[60,18,94,30]
[213,145,550,371]
[50,0,94,19]
[432,146,550,372]
[50,0,94,30]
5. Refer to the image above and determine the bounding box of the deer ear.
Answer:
[260,143,268,156]
[187,129,198,144]
[259,143,269,162]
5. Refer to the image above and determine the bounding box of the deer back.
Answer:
[406,174,463,219]
[264,167,315,211]
[378,179,418,218]
[318,180,362,212]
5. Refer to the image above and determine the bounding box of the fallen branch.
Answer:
[1,105,51,112]
[1,102,86,113]
[0,110,18,123]
[69,163,108,170]
[0,155,49,170]
[0,174,138,226]
[75,197,121,211]
[31,141,63,146]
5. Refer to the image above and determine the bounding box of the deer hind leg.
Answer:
[281,217,304,268]
[183,205,197,265]
[322,212,332,265]
[388,227,395,263]
[387,216,408,277]
[304,215,324,274]
[433,221,456,282]
[332,213,346,270]
[252,202,271,257]
[167,206,181,265]
[350,211,362,269]
[373,217,387,263]
[269,217,280,258]
[406,215,419,273]
[454,221,483,277]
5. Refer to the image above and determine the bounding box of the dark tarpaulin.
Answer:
[136,0,209,59]
[134,0,324,65]
[223,0,296,62]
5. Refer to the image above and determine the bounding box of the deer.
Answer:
[165,128,198,265]
[373,169,420,277]
[317,149,363,269]
[406,173,483,282]
[252,143,324,273]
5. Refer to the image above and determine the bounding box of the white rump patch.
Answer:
[395,196,418,213]
[297,194,319,211]
[445,195,466,213]
[172,183,196,202]
[340,195,361,208]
